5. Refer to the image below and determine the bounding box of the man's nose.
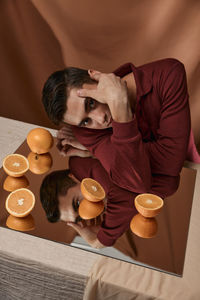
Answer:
[88,109,106,124]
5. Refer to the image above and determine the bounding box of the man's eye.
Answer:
[82,118,90,126]
[76,199,80,210]
[73,199,80,212]
[88,98,95,109]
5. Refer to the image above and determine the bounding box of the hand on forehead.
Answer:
[77,69,127,108]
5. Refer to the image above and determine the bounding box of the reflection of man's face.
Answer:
[63,83,113,129]
[58,183,83,223]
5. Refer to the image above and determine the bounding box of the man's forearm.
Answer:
[67,222,105,249]
[110,99,133,123]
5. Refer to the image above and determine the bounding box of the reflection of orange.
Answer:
[6,214,35,231]
[135,193,164,218]
[3,175,29,192]
[27,128,54,154]
[81,178,105,202]
[79,199,104,219]
[3,154,29,177]
[5,188,35,218]
[28,152,52,174]
[130,213,158,238]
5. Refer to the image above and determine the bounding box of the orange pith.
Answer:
[3,154,29,177]
[5,188,35,218]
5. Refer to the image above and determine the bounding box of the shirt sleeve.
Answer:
[97,211,134,247]
[72,117,152,194]
[97,186,138,246]
[144,61,191,176]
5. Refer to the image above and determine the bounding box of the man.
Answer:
[40,159,138,248]
[40,152,172,248]
[42,58,199,198]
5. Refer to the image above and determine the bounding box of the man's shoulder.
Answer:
[138,58,184,74]
[139,58,184,73]
[138,58,186,87]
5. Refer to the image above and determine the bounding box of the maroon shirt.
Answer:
[72,58,196,197]
[69,156,138,246]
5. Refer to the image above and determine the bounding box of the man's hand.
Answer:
[67,222,105,248]
[77,70,133,123]
[56,125,92,157]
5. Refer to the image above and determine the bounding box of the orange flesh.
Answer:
[4,156,27,172]
[137,195,162,209]
[7,190,33,214]
[83,179,104,198]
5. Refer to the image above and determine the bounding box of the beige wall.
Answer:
[1,0,200,147]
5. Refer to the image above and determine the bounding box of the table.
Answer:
[0,117,200,300]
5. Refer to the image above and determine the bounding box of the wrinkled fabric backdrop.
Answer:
[0,0,200,149]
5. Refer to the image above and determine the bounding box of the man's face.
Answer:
[63,83,112,129]
[58,183,83,223]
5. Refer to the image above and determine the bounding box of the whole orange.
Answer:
[28,152,53,174]
[27,128,54,154]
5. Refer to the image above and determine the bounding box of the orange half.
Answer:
[3,175,29,192]
[130,213,158,238]
[81,178,106,202]
[5,188,35,218]
[3,154,29,177]
[6,214,35,231]
[135,193,164,218]
[79,199,104,219]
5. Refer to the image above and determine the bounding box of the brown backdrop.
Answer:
[0,0,200,147]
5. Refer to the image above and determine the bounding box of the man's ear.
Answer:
[88,69,101,76]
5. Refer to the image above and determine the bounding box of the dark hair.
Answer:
[40,169,77,223]
[42,67,96,125]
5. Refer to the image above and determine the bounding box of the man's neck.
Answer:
[122,72,137,112]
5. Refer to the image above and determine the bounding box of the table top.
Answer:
[1,117,200,299]
[0,117,99,278]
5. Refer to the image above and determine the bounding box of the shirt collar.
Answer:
[113,62,152,97]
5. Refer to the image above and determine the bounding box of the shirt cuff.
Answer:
[112,115,138,140]
[97,229,116,247]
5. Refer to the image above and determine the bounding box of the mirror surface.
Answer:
[0,139,196,276]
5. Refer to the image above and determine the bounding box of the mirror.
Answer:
[0,139,196,276]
